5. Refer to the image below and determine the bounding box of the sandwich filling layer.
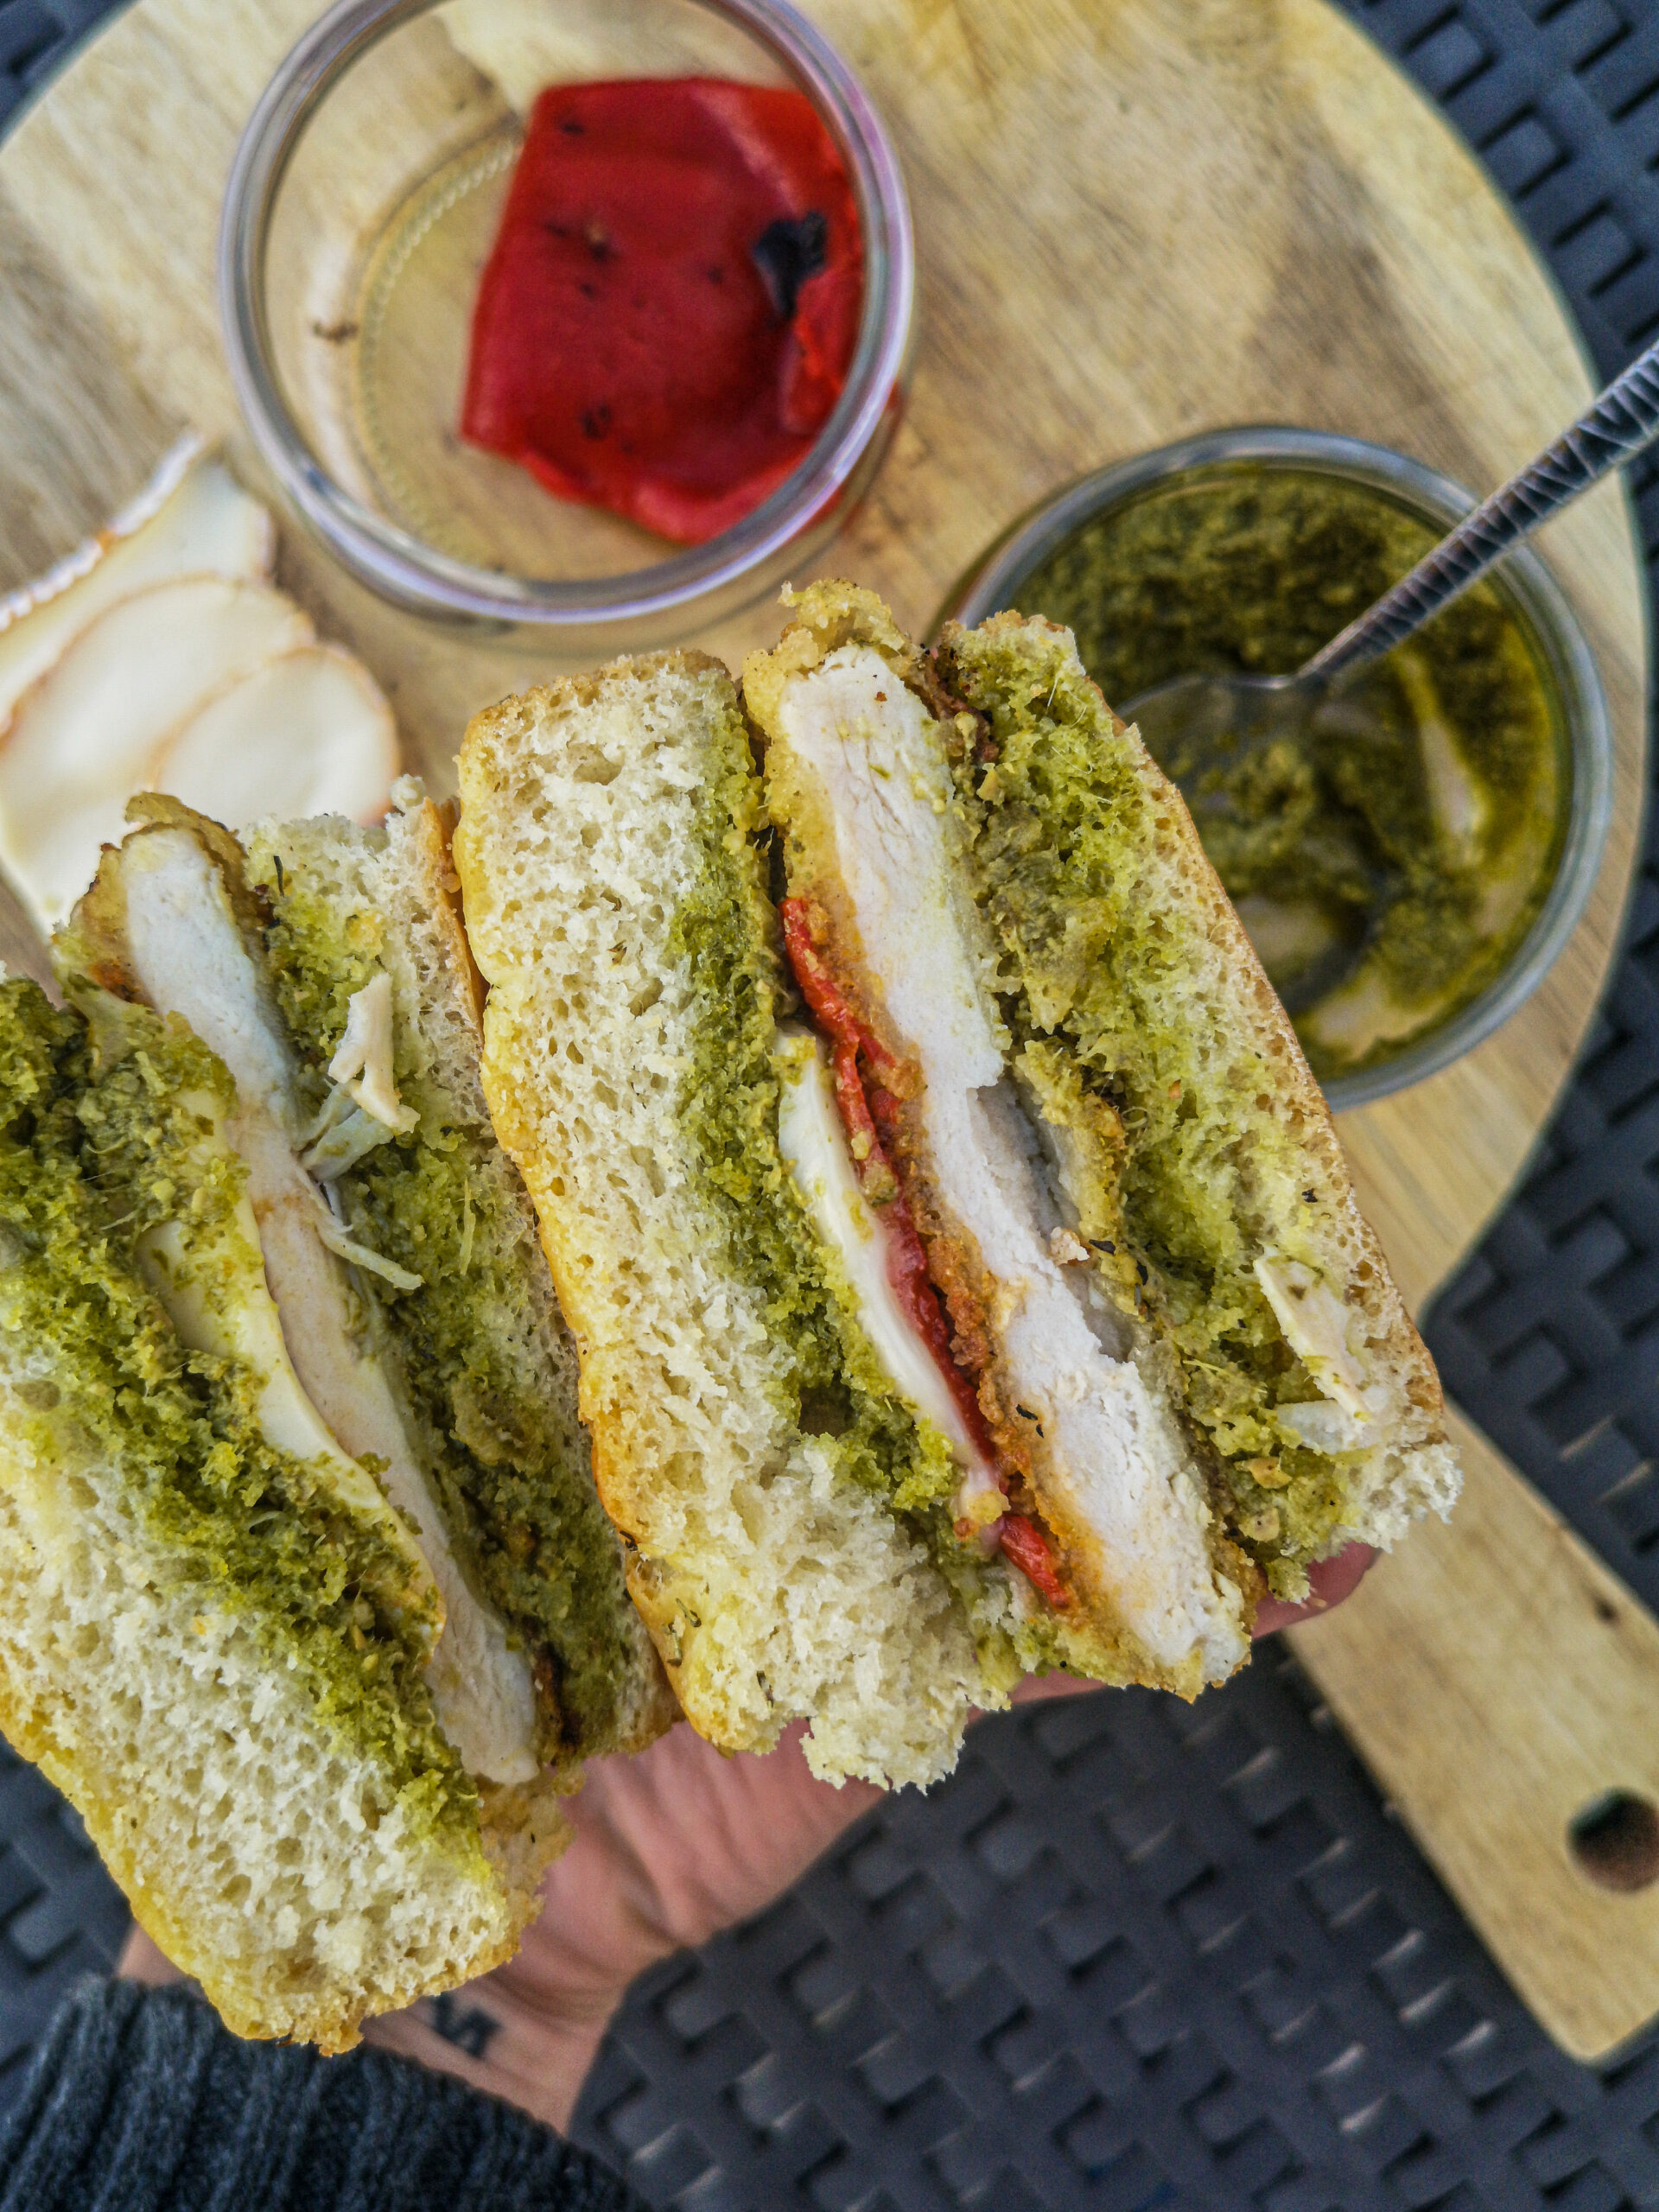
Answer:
[763,639,1248,1679]
[664,717,991,1576]
[246,804,665,1764]
[773,1029,1002,1509]
[938,616,1458,1580]
[0,978,480,1846]
[73,823,543,1785]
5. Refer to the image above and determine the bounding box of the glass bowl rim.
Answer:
[938,423,1616,1113]
[218,0,914,630]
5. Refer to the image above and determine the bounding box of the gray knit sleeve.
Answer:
[0,1980,644,2212]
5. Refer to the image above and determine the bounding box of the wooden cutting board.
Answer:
[0,0,1650,2057]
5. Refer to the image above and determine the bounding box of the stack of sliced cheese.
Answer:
[0,437,398,936]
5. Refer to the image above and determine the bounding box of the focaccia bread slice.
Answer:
[244,785,674,1767]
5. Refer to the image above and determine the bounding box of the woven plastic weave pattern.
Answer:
[0,1738,128,2089]
[571,1657,1659,2212]
[0,0,106,125]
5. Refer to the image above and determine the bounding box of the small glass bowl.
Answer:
[219,0,914,648]
[940,427,1614,1111]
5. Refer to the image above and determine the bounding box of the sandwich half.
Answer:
[746,583,1458,1693]
[456,593,1457,1789]
[0,788,667,2049]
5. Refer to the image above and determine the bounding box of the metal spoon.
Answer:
[1122,333,1659,764]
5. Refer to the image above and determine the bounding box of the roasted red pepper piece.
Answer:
[779,900,903,1085]
[875,1179,1002,1470]
[780,898,898,1188]
[461,79,862,544]
[996,1515,1071,1609]
[779,901,1004,1495]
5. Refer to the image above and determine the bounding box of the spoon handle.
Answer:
[1300,333,1659,682]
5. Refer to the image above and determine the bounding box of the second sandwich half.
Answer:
[455,586,1458,1790]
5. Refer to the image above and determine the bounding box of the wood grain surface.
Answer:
[1291,1412,1659,2063]
[0,0,1650,2054]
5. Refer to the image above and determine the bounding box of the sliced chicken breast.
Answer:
[113,827,543,1784]
[768,642,1248,1680]
[0,577,311,931]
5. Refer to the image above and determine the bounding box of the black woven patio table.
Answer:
[6,4,1659,2207]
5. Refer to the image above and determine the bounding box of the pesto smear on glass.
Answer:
[1019,468,1567,1080]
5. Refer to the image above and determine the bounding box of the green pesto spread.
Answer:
[249,855,646,1761]
[1019,468,1566,1080]
[663,696,1018,1635]
[0,981,476,1838]
[939,627,1362,1592]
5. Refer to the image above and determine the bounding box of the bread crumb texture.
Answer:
[935,608,1459,1579]
[245,796,671,1766]
[0,980,531,2049]
[456,656,1020,1788]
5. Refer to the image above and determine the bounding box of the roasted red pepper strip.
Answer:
[997,1515,1071,1609]
[877,1185,1001,1470]
[782,900,984,1436]
[461,79,862,545]
[779,900,903,1085]
[779,899,1071,1609]
[780,899,893,1185]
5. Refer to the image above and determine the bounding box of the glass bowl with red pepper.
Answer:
[219,0,913,645]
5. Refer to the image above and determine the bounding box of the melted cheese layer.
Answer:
[775,1029,1000,1510]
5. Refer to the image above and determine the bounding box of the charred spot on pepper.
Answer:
[461,83,861,545]
[751,209,828,321]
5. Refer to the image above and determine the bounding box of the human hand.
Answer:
[122,1542,1372,2130]
[348,1541,1374,2126]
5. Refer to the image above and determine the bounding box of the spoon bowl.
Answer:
[1122,668,1315,770]
[1123,668,1389,1015]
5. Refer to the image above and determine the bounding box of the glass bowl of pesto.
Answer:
[941,426,1614,1110]
[219,0,913,648]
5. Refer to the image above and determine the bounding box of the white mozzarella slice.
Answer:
[0,576,312,932]
[118,828,542,1786]
[153,645,399,833]
[774,645,1249,1678]
[0,440,274,730]
[137,1204,420,1567]
[775,1029,1001,1516]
